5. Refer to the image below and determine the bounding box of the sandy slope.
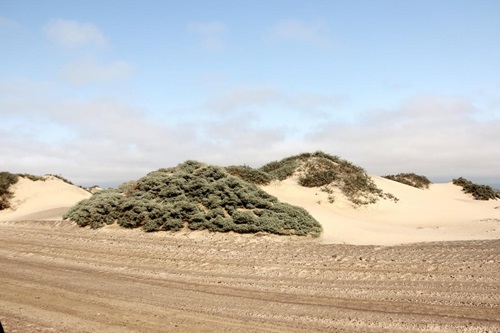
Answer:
[0,221,499,333]
[261,176,500,245]
[0,176,91,221]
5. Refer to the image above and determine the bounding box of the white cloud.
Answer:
[1,77,498,186]
[0,96,195,185]
[0,78,289,185]
[266,19,332,47]
[308,95,500,180]
[44,19,108,48]
[60,57,134,86]
[203,84,346,127]
[187,21,227,51]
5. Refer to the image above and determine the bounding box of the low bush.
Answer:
[259,159,299,181]
[383,173,431,189]
[63,190,124,228]
[452,177,500,200]
[225,165,272,185]
[0,171,19,210]
[64,161,322,237]
[298,158,338,187]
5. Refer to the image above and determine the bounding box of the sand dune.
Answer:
[261,176,500,245]
[0,176,91,221]
[1,173,499,246]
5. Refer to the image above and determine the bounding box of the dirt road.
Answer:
[1,220,499,332]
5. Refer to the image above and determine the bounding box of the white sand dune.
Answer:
[262,176,500,245]
[0,176,91,221]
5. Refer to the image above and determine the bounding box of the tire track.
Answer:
[1,221,499,332]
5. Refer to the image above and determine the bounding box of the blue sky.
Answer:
[1,1,499,187]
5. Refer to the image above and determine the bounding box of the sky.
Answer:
[1,1,499,188]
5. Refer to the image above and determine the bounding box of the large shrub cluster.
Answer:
[452,177,500,201]
[0,171,19,210]
[64,161,322,237]
[383,173,432,189]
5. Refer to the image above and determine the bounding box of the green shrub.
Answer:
[186,212,210,231]
[119,198,166,228]
[298,158,338,187]
[204,215,234,232]
[383,173,431,189]
[232,210,257,225]
[225,165,272,185]
[0,171,19,210]
[259,159,299,180]
[117,180,137,194]
[259,203,322,236]
[175,160,204,174]
[64,160,322,237]
[63,189,124,228]
[452,177,499,200]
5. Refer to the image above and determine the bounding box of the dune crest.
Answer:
[0,176,91,221]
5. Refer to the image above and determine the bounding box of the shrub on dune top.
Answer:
[225,165,272,185]
[383,173,432,189]
[260,159,299,181]
[260,151,396,205]
[452,177,500,201]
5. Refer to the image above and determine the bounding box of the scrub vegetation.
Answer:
[383,173,432,189]
[225,165,272,185]
[452,177,500,201]
[64,160,322,237]
[0,171,19,210]
[9,151,401,235]
[258,151,398,205]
